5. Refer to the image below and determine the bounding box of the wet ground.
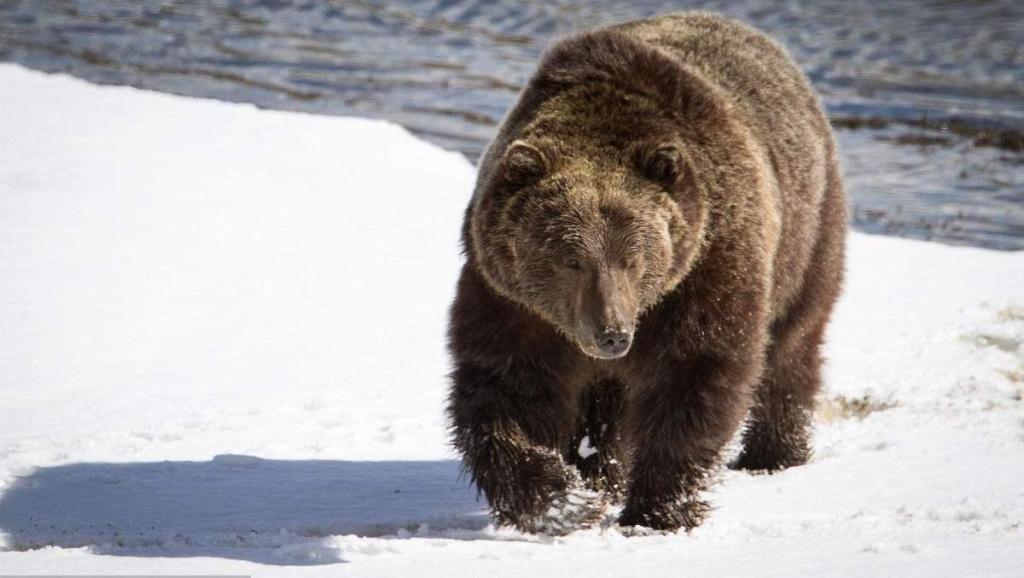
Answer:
[1,0,1022,249]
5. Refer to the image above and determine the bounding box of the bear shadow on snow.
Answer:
[0,456,489,566]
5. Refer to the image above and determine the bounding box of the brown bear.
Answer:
[447,12,846,534]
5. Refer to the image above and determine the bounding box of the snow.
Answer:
[0,63,1022,576]
[577,436,598,460]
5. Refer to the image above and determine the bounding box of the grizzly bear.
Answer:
[447,12,846,534]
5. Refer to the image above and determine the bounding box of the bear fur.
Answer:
[447,12,847,534]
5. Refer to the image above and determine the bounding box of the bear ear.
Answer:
[502,140,549,186]
[634,143,684,187]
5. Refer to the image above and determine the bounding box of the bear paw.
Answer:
[729,445,810,473]
[617,496,708,534]
[529,487,608,536]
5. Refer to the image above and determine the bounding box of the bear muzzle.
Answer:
[573,269,637,359]
[575,325,634,359]
[595,328,633,358]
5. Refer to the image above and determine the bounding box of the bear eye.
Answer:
[564,257,583,271]
[623,257,642,272]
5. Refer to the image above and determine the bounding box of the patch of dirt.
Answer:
[817,393,898,423]
[831,115,1024,153]
[965,333,1022,353]
[996,306,1024,322]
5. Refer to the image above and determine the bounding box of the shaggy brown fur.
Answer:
[447,12,847,534]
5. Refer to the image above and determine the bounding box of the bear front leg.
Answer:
[449,362,607,535]
[619,354,756,532]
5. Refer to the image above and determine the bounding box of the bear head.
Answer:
[468,29,731,359]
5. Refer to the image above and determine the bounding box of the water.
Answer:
[2,0,1022,249]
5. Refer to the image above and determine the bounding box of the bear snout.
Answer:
[595,328,632,358]
[572,269,637,359]
[575,324,634,359]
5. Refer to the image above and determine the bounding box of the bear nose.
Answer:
[596,329,632,357]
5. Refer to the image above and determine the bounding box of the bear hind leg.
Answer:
[732,169,845,472]
[731,318,825,472]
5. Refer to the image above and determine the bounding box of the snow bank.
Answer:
[0,64,1022,576]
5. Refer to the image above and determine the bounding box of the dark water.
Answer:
[2,0,1023,249]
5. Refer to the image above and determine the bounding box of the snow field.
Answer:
[0,64,1022,576]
